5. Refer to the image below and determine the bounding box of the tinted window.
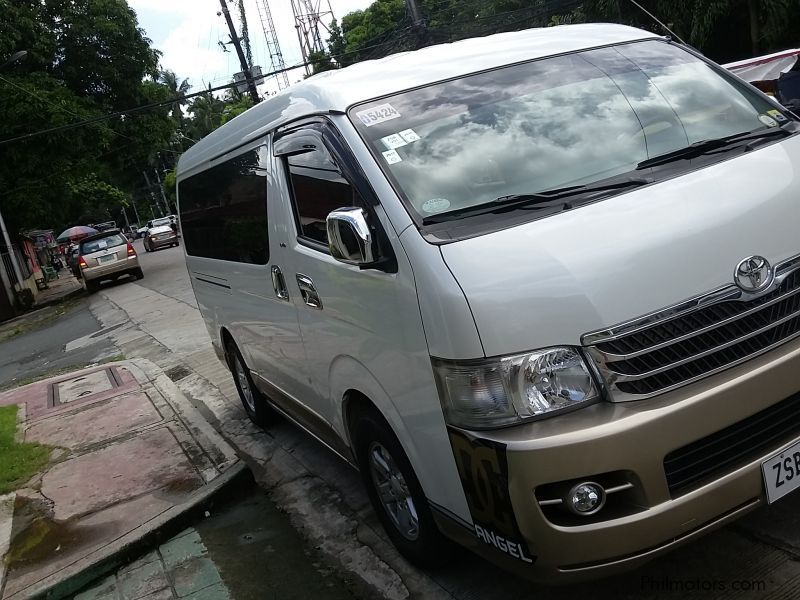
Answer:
[178,148,269,264]
[285,142,363,246]
[81,234,126,254]
[350,40,785,224]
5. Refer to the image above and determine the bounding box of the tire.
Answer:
[85,279,100,294]
[353,410,457,568]
[144,242,151,252]
[226,341,272,427]
[133,268,144,280]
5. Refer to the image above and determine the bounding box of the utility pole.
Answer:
[404,0,426,49]
[0,208,24,290]
[405,0,423,27]
[153,168,171,214]
[218,0,260,103]
[142,171,165,217]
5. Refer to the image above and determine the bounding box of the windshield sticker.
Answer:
[767,109,788,123]
[355,103,401,127]
[759,114,779,128]
[422,198,451,213]
[382,149,403,165]
[399,128,421,143]
[380,133,408,150]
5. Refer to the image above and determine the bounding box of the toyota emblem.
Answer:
[734,256,773,292]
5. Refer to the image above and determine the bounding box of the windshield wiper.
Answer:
[421,177,650,225]
[637,123,797,170]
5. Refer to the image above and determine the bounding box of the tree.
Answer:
[0,0,176,235]
[307,51,337,75]
[159,70,191,127]
[186,92,227,140]
[163,169,177,206]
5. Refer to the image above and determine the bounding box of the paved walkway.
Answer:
[0,359,243,600]
[32,274,83,308]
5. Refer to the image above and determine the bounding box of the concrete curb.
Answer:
[14,463,253,600]
[0,494,15,597]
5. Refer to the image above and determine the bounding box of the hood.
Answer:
[149,225,174,235]
[441,136,800,358]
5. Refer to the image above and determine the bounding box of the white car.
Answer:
[176,23,800,582]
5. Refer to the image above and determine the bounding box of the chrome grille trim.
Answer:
[582,253,800,346]
[584,253,800,402]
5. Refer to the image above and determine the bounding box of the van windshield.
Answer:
[350,40,791,232]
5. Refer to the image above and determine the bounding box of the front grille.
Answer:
[590,268,800,396]
[664,392,800,496]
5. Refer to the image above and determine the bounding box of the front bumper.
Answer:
[445,335,800,582]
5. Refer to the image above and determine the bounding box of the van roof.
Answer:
[178,23,659,177]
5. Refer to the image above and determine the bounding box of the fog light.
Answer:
[567,482,605,515]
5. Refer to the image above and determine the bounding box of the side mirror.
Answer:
[326,207,376,266]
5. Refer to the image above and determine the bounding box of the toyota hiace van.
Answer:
[177,24,800,581]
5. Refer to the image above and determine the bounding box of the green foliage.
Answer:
[307,51,337,75]
[327,0,800,67]
[221,95,253,124]
[0,405,51,494]
[163,169,177,205]
[0,0,175,236]
[186,92,227,140]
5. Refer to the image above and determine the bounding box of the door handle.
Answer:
[271,265,289,300]
[296,273,322,309]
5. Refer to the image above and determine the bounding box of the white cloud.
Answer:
[129,0,373,95]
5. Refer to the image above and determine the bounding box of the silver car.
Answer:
[144,225,179,252]
[79,230,142,293]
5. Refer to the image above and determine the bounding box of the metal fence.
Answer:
[1,245,33,286]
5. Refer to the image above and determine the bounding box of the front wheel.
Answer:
[354,412,457,568]
[227,341,273,427]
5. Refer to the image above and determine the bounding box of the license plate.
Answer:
[762,439,800,503]
[98,254,116,264]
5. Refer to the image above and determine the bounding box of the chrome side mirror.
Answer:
[326,207,376,266]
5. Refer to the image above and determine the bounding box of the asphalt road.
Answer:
[109,237,800,599]
[0,297,116,388]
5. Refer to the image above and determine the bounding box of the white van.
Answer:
[177,24,800,581]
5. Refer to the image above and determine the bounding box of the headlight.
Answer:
[433,347,599,429]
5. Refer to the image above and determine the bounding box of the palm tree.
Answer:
[187,92,226,140]
[159,70,191,127]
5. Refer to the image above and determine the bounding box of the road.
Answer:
[80,239,800,599]
[0,297,116,388]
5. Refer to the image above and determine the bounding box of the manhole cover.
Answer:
[48,368,121,407]
[165,365,192,382]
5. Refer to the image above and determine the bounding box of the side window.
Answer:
[179,147,269,264]
[285,140,363,246]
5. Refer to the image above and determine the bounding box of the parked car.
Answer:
[143,224,179,252]
[176,24,800,582]
[136,225,149,239]
[78,229,142,293]
[67,245,81,279]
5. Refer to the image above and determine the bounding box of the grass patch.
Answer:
[0,405,51,494]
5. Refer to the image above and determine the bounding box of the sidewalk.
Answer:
[0,359,246,600]
[32,274,84,309]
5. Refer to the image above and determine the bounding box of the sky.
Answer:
[127,0,373,96]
